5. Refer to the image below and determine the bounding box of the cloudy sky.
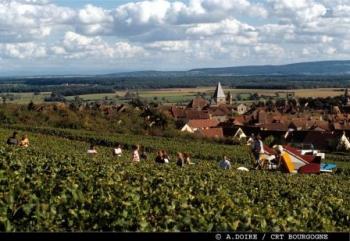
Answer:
[0,0,349,76]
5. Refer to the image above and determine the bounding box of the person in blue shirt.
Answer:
[219,156,231,170]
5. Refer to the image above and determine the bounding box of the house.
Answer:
[337,132,350,151]
[233,127,247,140]
[303,131,342,151]
[185,109,210,121]
[231,116,246,126]
[289,118,312,131]
[170,106,186,120]
[259,122,289,132]
[208,105,230,122]
[197,127,224,139]
[171,107,210,121]
[181,119,219,133]
[236,103,248,115]
[187,96,209,110]
[310,120,330,132]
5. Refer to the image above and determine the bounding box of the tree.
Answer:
[27,101,35,111]
[74,96,83,105]
[130,98,146,108]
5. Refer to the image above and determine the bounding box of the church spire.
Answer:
[212,82,226,105]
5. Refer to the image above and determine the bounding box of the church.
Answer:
[171,82,238,123]
[211,82,233,106]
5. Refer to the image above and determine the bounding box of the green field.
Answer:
[0,126,349,231]
[0,92,51,104]
[2,87,346,105]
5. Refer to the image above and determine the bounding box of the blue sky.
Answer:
[0,0,349,76]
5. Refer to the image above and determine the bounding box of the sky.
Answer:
[0,0,349,76]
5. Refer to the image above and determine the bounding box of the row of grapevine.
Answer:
[2,125,253,164]
[0,128,349,232]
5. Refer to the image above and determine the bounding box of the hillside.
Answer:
[106,60,350,77]
[0,126,349,231]
[190,61,350,76]
[2,61,350,92]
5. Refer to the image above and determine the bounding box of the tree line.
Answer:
[0,75,350,96]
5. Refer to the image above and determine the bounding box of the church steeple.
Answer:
[212,82,226,105]
[227,91,233,105]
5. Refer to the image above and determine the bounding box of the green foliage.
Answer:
[0,104,176,137]
[0,110,15,124]
[0,128,349,232]
[264,135,275,147]
[6,125,252,164]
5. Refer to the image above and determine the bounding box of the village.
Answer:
[169,82,350,152]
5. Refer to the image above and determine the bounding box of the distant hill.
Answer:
[104,70,189,77]
[189,60,350,76]
[107,60,350,77]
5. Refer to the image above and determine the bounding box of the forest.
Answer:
[1,75,350,97]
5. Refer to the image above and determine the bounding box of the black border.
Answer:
[0,232,348,241]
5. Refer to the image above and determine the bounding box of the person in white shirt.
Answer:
[219,156,231,170]
[87,144,97,156]
[184,153,194,165]
[162,150,170,164]
[258,135,265,155]
[113,143,123,158]
[131,145,140,163]
[253,135,265,167]
[247,133,255,147]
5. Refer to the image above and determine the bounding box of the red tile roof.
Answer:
[310,120,330,131]
[198,127,224,138]
[187,119,219,129]
[333,122,350,130]
[171,106,186,119]
[187,96,209,109]
[259,122,289,131]
[209,108,227,117]
[171,106,210,120]
[289,118,310,130]
[185,109,210,120]
[232,116,246,126]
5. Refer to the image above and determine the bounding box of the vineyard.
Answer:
[0,127,349,232]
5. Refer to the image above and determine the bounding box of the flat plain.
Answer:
[1,88,345,104]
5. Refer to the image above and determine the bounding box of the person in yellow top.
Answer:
[19,134,30,148]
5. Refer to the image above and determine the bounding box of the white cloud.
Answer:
[200,0,268,18]
[186,18,255,36]
[0,0,75,42]
[147,40,191,52]
[254,43,285,57]
[332,5,350,17]
[75,0,267,37]
[0,42,47,59]
[78,4,112,24]
[0,0,350,74]
[267,0,327,25]
[258,24,296,42]
[59,31,145,59]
